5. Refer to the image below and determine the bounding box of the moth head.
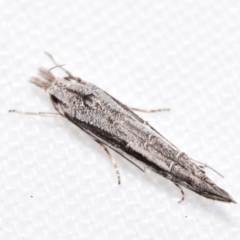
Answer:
[30,68,56,90]
[31,68,100,115]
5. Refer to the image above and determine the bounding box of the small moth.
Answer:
[10,53,235,203]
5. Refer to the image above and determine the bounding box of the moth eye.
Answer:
[82,94,100,109]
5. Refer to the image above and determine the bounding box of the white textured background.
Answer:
[0,1,240,239]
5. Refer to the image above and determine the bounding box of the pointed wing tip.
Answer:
[215,190,236,204]
[213,185,236,204]
[227,197,237,204]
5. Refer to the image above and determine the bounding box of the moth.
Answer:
[10,53,235,203]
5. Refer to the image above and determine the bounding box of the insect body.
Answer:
[10,54,235,203]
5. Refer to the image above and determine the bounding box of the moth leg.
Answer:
[97,142,121,185]
[128,107,170,113]
[45,52,83,82]
[126,159,146,173]
[9,110,63,117]
[190,158,224,178]
[174,183,185,203]
[117,153,146,173]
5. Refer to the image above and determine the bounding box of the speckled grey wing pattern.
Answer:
[31,68,235,203]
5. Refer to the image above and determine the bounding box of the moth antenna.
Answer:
[38,68,55,82]
[44,52,84,83]
[48,64,66,72]
[45,52,72,77]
